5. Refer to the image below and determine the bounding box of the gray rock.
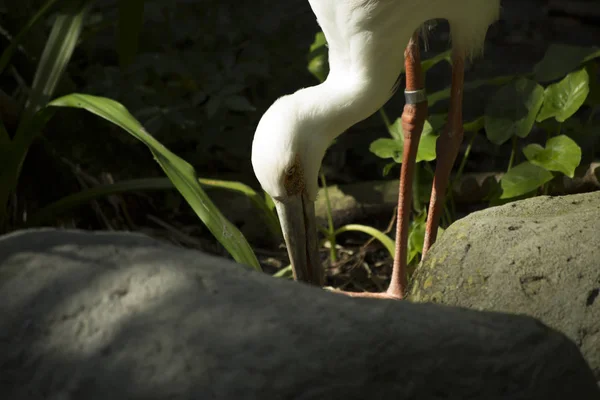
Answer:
[409,191,600,381]
[0,229,598,399]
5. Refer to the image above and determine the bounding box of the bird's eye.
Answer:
[285,166,296,176]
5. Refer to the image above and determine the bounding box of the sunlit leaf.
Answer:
[307,32,329,83]
[49,93,261,271]
[537,68,590,123]
[484,78,544,145]
[500,161,554,199]
[334,224,395,257]
[522,135,582,178]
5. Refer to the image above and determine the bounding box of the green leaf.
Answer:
[49,93,261,271]
[537,68,590,123]
[370,138,403,163]
[370,120,437,164]
[0,1,90,226]
[19,0,90,126]
[118,0,145,69]
[307,32,329,83]
[522,135,582,178]
[421,50,451,73]
[534,44,600,83]
[484,78,544,145]
[0,0,63,75]
[428,73,517,108]
[273,265,293,279]
[334,224,395,258]
[463,116,485,133]
[27,176,281,239]
[500,161,554,199]
[382,162,396,176]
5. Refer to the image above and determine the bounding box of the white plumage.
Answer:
[252,0,501,289]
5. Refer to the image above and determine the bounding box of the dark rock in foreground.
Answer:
[0,229,598,399]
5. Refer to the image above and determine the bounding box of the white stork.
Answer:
[252,0,502,298]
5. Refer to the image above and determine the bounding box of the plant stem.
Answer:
[454,130,477,185]
[507,135,518,172]
[379,108,392,131]
[320,172,337,263]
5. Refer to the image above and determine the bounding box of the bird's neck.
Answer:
[292,76,380,144]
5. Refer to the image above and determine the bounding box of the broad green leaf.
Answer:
[49,93,261,271]
[500,161,553,199]
[370,119,437,164]
[522,135,581,178]
[118,0,145,69]
[533,44,600,83]
[307,32,329,82]
[484,78,544,145]
[537,68,590,123]
[370,138,403,163]
[0,0,62,75]
[428,74,517,107]
[334,224,395,257]
[423,114,446,135]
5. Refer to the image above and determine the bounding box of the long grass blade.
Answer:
[0,0,63,75]
[334,224,395,258]
[27,176,281,241]
[49,93,261,271]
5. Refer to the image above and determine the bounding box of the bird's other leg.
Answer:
[422,49,465,255]
[386,32,428,299]
[330,32,426,301]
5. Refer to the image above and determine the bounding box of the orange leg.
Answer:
[422,50,465,255]
[337,32,427,301]
[387,33,427,299]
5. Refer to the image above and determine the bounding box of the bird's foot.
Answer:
[324,286,403,301]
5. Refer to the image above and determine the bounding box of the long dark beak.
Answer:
[275,194,323,286]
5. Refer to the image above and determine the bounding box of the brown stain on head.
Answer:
[283,154,305,196]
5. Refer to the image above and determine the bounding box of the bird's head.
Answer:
[251,94,327,286]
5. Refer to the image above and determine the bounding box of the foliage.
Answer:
[306,31,599,267]
[0,0,91,229]
[49,93,262,270]
[0,0,279,273]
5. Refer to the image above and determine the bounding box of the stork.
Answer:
[252,0,501,298]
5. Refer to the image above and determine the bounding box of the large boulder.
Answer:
[409,191,600,380]
[0,229,598,399]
